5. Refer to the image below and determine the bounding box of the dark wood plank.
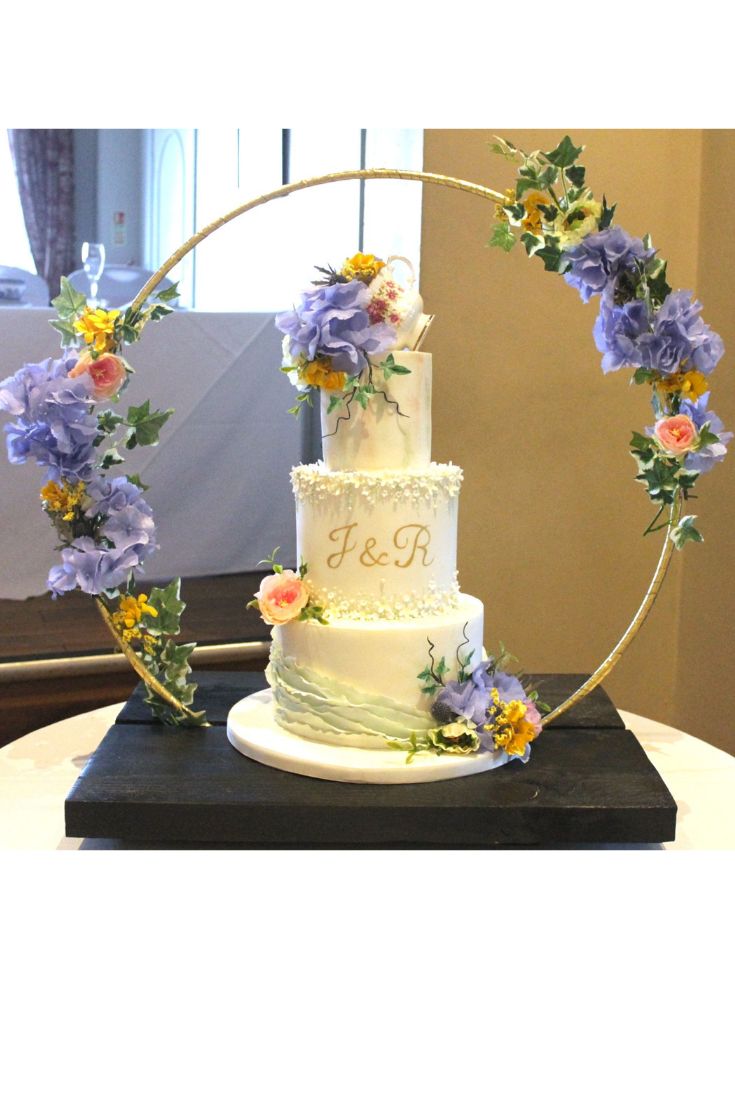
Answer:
[65,673,676,847]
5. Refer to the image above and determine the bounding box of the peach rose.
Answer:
[255,570,309,625]
[653,414,699,456]
[69,351,128,401]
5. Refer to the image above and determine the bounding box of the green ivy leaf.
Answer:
[632,368,654,386]
[565,164,586,187]
[100,447,125,469]
[534,242,565,272]
[124,400,174,448]
[488,136,521,161]
[49,318,79,347]
[155,282,180,304]
[144,578,186,637]
[697,424,721,449]
[670,515,704,550]
[488,222,516,252]
[521,232,543,257]
[51,276,87,321]
[127,472,150,492]
[544,136,584,169]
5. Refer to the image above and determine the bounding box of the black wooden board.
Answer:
[65,672,676,847]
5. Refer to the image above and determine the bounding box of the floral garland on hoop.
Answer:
[488,135,730,548]
[0,280,206,726]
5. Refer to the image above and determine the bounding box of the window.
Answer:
[0,132,35,272]
[144,129,423,310]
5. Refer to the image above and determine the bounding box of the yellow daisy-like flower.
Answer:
[40,479,87,521]
[301,358,347,392]
[654,368,708,403]
[73,307,121,354]
[112,592,158,632]
[340,252,385,283]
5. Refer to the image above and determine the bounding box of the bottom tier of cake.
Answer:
[267,593,484,750]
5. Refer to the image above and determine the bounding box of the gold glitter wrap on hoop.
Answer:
[111,167,681,726]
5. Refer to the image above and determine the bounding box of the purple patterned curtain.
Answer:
[7,129,75,303]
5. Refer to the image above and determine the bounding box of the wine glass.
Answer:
[81,242,106,306]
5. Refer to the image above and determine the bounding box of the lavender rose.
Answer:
[276,280,395,377]
[563,227,654,304]
[47,537,147,597]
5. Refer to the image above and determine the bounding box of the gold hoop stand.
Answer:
[104,167,682,727]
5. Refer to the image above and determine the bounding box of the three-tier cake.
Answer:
[227,254,542,782]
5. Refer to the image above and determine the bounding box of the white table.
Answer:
[1,707,734,849]
[0,308,307,598]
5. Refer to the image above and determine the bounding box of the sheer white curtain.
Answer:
[143,129,424,311]
[0,131,36,272]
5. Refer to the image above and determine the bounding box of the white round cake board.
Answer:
[226,690,505,784]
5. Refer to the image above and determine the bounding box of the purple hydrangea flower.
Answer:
[47,537,145,597]
[593,289,651,374]
[0,356,97,480]
[276,280,395,376]
[680,393,732,473]
[85,475,147,517]
[431,662,526,728]
[563,227,654,304]
[638,290,724,377]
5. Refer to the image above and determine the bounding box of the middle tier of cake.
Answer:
[292,461,463,619]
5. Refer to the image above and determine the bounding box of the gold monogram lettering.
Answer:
[327,523,358,568]
[359,538,390,567]
[393,524,434,568]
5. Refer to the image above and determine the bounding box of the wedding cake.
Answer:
[227,254,543,782]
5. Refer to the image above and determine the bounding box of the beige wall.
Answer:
[421,129,735,752]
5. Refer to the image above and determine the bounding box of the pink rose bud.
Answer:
[69,352,128,401]
[255,570,309,625]
[653,414,699,456]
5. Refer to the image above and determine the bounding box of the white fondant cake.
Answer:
[264,344,487,747]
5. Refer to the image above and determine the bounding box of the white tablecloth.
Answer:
[0,309,308,598]
[1,707,734,849]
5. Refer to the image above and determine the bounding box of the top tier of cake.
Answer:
[319,351,432,473]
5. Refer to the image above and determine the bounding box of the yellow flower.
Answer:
[340,252,385,282]
[494,188,516,222]
[521,191,549,236]
[654,368,708,403]
[73,307,121,353]
[112,592,158,631]
[301,358,347,392]
[554,197,602,248]
[486,692,539,758]
[40,479,86,521]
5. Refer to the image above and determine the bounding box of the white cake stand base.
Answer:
[226,689,505,785]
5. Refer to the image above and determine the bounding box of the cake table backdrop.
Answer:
[420,129,735,756]
[0,309,300,599]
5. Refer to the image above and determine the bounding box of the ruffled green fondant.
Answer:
[266,645,433,750]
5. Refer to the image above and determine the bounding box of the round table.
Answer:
[1,705,735,849]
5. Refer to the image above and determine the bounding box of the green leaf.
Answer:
[144,578,186,637]
[516,176,544,200]
[488,136,521,161]
[599,196,616,230]
[521,232,543,257]
[417,666,433,682]
[670,515,704,550]
[630,430,654,452]
[127,473,150,492]
[435,655,448,679]
[544,135,584,169]
[565,164,586,187]
[97,410,125,435]
[354,388,370,410]
[123,402,174,448]
[49,318,78,347]
[100,446,125,469]
[697,424,720,449]
[488,222,516,253]
[632,368,654,386]
[51,276,87,321]
[155,282,180,303]
[534,242,565,272]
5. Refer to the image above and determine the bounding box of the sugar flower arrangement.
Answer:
[385,636,548,763]
[0,279,206,726]
[275,252,424,424]
[489,135,730,547]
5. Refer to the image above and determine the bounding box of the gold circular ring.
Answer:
[115,167,682,726]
